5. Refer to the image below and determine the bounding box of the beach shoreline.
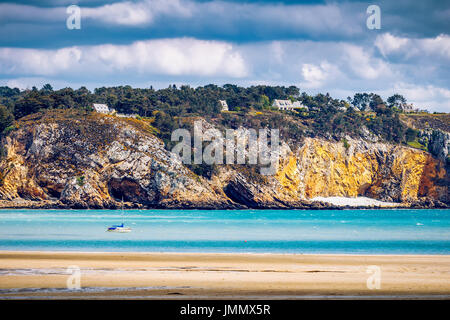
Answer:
[0,199,447,210]
[1,251,449,299]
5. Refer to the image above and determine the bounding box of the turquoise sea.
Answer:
[0,209,449,254]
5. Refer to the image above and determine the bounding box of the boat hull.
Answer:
[107,227,131,233]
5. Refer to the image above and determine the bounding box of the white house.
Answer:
[219,100,229,111]
[93,103,110,114]
[273,99,306,110]
[402,103,414,112]
[272,99,294,110]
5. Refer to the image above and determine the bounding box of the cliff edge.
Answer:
[0,110,447,209]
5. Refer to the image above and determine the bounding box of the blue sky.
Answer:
[0,0,449,111]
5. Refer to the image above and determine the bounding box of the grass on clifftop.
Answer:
[407,139,427,151]
[401,113,450,132]
[17,108,159,138]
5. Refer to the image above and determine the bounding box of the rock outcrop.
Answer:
[420,129,449,162]
[276,137,448,204]
[0,113,233,209]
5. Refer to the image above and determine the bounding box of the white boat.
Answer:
[107,198,131,233]
[107,223,131,233]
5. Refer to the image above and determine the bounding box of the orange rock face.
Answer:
[275,138,448,203]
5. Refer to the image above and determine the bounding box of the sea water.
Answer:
[0,209,449,254]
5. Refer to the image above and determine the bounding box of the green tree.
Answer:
[40,83,53,95]
[14,91,52,119]
[369,94,385,113]
[405,128,418,142]
[0,105,14,133]
[260,95,270,109]
[387,94,406,110]
[351,93,370,111]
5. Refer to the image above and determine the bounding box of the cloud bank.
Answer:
[0,38,247,78]
[0,1,448,112]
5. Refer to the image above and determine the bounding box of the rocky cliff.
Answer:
[0,111,448,209]
[0,111,234,209]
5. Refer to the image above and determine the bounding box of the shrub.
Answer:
[342,137,350,150]
[2,124,16,135]
[76,176,85,187]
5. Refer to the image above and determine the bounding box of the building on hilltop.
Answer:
[93,103,138,117]
[273,99,306,111]
[219,100,229,111]
[93,103,111,114]
[402,103,414,112]
[272,99,293,110]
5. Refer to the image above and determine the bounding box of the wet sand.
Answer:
[0,251,449,299]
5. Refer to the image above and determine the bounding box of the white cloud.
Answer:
[0,38,247,78]
[83,0,192,26]
[375,33,410,57]
[0,47,82,75]
[300,62,336,89]
[270,41,284,64]
[343,44,391,80]
[420,34,450,59]
[375,33,450,61]
[83,2,152,26]
[0,0,192,27]
[89,38,248,77]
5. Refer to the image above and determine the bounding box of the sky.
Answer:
[0,0,449,112]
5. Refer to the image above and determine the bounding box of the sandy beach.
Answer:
[310,196,401,207]
[0,251,449,299]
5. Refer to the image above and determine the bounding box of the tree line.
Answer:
[0,83,418,147]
